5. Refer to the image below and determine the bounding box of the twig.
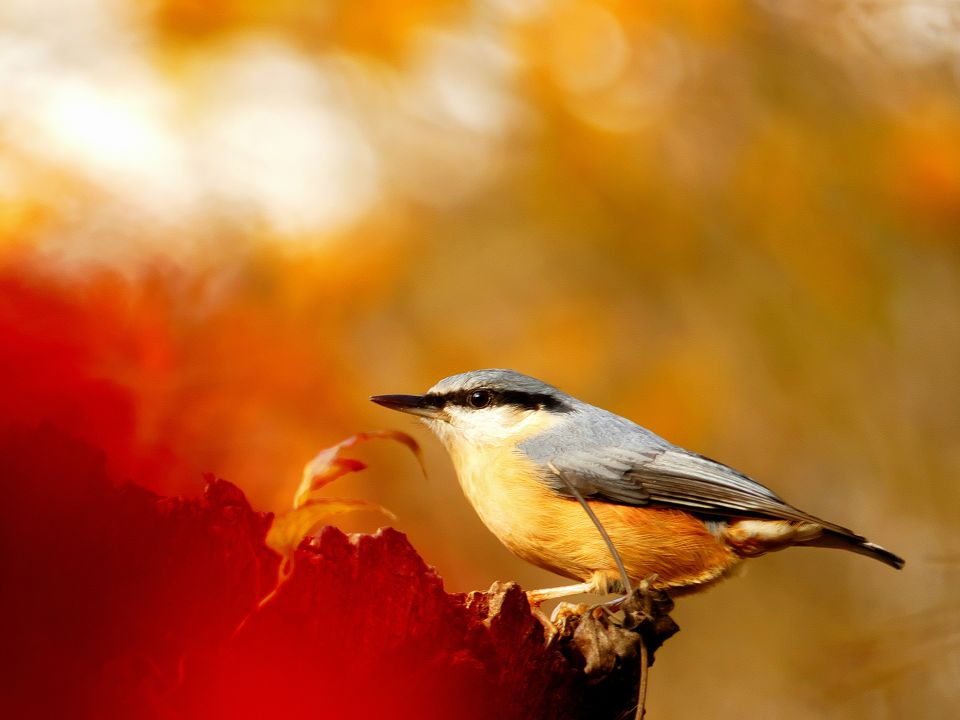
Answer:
[551,464,653,718]
[636,635,649,719]
[550,464,633,596]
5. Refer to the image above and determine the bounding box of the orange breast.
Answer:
[511,498,741,592]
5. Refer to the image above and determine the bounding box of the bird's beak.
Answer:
[370,393,441,419]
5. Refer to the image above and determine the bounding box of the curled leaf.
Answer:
[293,457,367,509]
[292,429,426,508]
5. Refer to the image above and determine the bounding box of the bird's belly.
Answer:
[451,446,739,591]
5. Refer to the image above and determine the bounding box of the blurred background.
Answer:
[1,0,958,717]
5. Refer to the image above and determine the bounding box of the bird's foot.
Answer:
[526,600,559,643]
[526,586,597,644]
[551,599,590,625]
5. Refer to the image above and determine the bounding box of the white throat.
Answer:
[425,405,551,450]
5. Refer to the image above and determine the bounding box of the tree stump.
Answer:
[0,423,679,719]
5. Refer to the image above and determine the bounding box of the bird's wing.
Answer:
[535,439,858,537]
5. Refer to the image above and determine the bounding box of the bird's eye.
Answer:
[467,390,492,409]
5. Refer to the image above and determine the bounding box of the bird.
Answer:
[371,369,904,603]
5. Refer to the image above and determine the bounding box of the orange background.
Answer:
[0,1,957,716]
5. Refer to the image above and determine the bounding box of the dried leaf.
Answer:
[293,457,367,508]
[292,430,425,509]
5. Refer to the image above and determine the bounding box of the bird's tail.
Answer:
[805,531,905,570]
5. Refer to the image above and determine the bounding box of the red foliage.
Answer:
[0,423,278,718]
[0,421,592,719]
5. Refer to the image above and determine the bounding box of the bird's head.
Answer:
[371,369,574,450]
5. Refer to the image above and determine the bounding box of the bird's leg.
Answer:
[525,581,596,604]
[526,569,618,605]
[527,571,638,640]
[526,578,600,642]
[550,600,589,624]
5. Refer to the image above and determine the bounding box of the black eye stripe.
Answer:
[425,389,571,412]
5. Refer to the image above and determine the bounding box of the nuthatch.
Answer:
[372,369,904,602]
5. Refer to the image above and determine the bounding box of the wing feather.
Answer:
[523,414,860,539]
